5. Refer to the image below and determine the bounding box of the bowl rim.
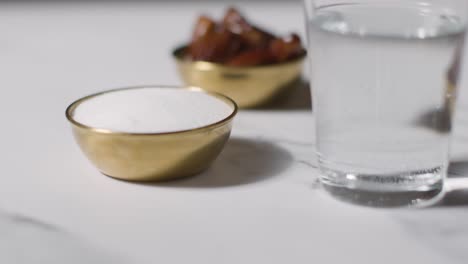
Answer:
[65,85,238,136]
[172,45,307,69]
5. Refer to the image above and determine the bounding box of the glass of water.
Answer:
[304,0,467,207]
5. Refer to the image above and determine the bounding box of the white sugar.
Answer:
[72,87,234,133]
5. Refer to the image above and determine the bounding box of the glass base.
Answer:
[320,166,445,207]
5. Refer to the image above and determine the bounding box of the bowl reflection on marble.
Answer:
[65,86,237,182]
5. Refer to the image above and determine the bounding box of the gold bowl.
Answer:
[173,46,306,108]
[65,86,237,182]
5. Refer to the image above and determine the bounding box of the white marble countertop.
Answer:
[1,1,468,263]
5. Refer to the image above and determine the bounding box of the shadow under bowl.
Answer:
[65,86,237,182]
[172,46,306,108]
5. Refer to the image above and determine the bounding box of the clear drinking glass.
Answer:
[304,0,467,207]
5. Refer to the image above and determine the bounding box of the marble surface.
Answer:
[1,1,468,263]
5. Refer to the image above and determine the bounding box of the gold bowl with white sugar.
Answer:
[65,86,237,182]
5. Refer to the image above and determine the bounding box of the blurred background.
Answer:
[0,0,305,98]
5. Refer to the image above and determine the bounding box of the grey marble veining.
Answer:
[0,211,125,264]
[394,210,468,263]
